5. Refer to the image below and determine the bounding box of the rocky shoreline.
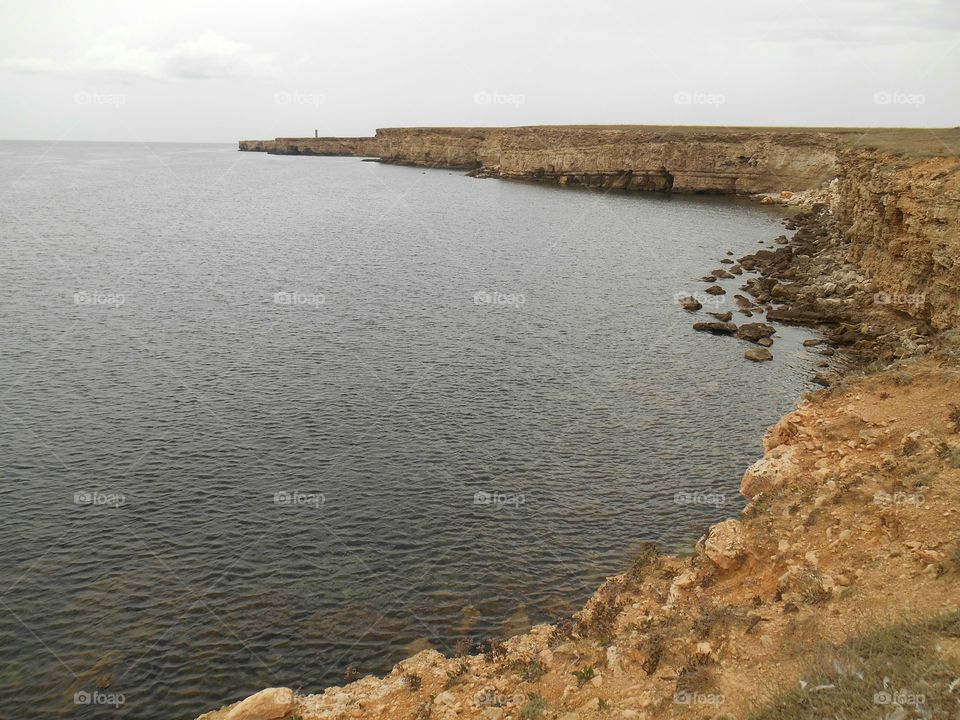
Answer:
[683,191,936,386]
[207,130,960,720]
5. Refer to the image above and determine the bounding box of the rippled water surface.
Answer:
[0,141,817,718]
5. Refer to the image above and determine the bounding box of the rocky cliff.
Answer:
[239,136,379,156]
[833,147,960,330]
[377,126,842,194]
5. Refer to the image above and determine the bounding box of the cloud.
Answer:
[0,32,281,79]
[163,33,281,78]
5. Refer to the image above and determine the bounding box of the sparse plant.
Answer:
[748,612,960,719]
[482,639,507,664]
[949,405,960,433]
[626,543,659,583]
[520,694,547,719]
[547,617,576,647]
[521,658,546,683]
[572,665,595,687]
[676,660,716,694]
[641,632,664,675]
[581,592,623,644]
[692,600,740,639]
[892,371,914,386]
[443,659,470,689]
[453,637,472,657]
[403,672,422,692]
[950,541,960,573]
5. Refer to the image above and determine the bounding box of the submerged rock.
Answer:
[708,311,733,322]
[693,321,737,335]
[736,322,776,343]
[678,295,702,311]
[704,285,726,296]
[745,348,773,362]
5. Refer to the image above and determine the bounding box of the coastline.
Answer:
[205,127,960,719]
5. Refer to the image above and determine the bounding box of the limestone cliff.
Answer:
[833,147,960,330]
[377,126,842,194]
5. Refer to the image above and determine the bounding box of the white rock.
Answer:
[704,519,746,569]
[741,445,797,499]
[223,688,294,720]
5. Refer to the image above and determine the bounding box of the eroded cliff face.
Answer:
[833,148,960,330]
[239,137,379,156]
[375,126,841,194]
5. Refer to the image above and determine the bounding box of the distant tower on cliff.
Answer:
[315,129,318,138]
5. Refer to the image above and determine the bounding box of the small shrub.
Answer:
[676,661,716,694]
[641,633,664,675]
[520,694,547,720]
[949,405,960,433]
[582,592,623,643]
[547,618,576,647]
[403,673,422,692]
[453,637,472,657]
[949,541,960,572]
[522,658,546,683]
[444,658,470,689]
[626,543,660,583]
[572,666,595,687]
[483,639,507,664]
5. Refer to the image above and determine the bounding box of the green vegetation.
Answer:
[572,665,595,687]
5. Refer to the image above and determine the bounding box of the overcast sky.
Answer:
[0,0,957,142]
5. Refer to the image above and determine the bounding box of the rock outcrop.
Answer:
[833,146,960,330]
